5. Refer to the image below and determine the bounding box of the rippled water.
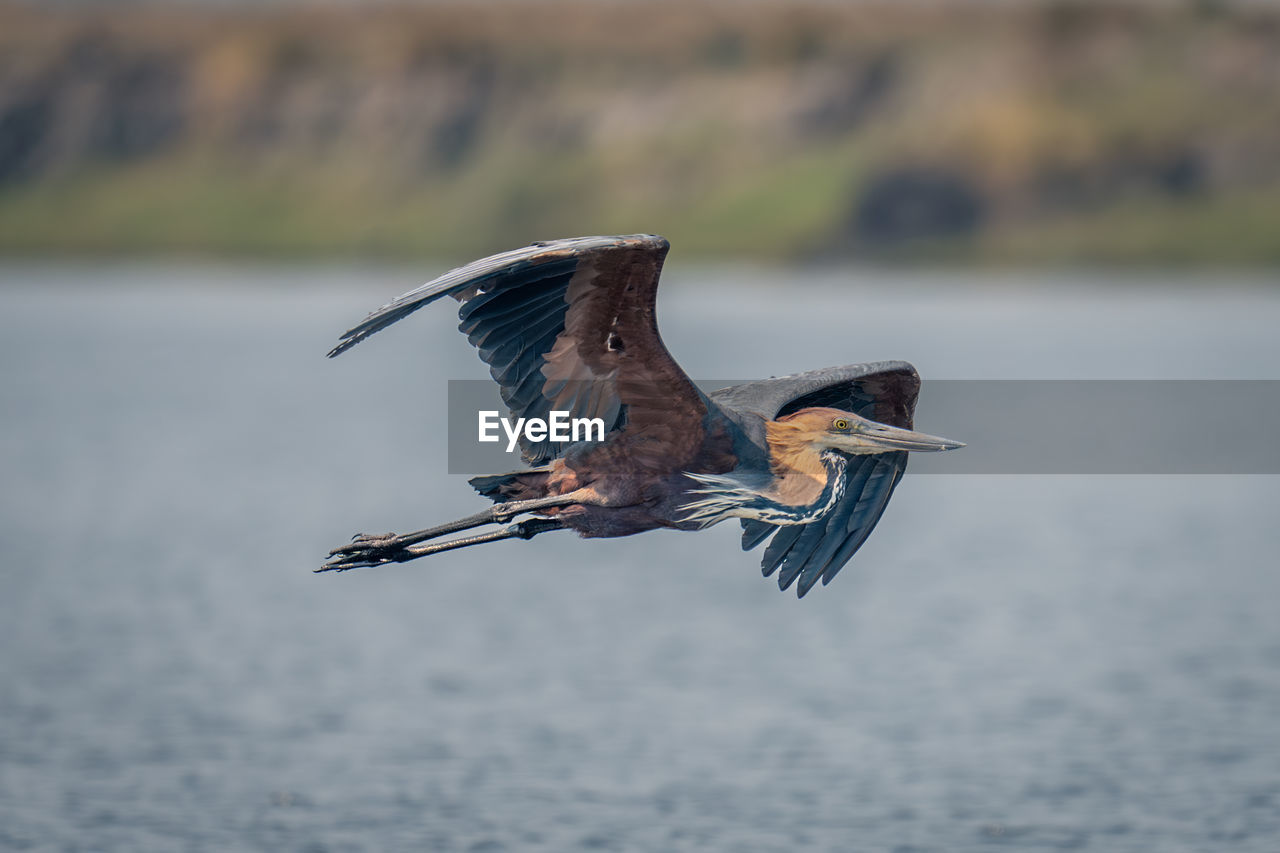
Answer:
[2,263,1279,852]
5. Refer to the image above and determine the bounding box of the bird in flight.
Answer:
[320,235,962,597]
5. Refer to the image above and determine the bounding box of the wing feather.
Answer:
[760,526,804,579]
[717,363,921,597]
[329,234,707,465]
[775,519,835,592]
[740,519,774,551]
[796,454,904,596]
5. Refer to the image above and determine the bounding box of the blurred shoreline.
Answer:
[1,0,1279,266]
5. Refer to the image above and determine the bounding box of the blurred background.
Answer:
[2,1,1279,852]
[2,0,1280,264]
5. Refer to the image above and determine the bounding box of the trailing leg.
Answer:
[318,517,566,572]
[320,490,591,571]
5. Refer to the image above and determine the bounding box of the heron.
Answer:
[320,234,962,597]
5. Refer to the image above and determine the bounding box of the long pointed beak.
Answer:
[848,422,965,453]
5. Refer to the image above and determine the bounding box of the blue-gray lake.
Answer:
[2,262,1279,852]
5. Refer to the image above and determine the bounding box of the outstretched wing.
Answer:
[711,362,921,597]
[329,234,707,465]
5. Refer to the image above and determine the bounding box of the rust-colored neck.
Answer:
[764,420,830,507]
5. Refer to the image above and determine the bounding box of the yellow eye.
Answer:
[833,418,850,431]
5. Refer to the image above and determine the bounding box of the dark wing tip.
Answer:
[575,233,670,259]
[634,233,670,252]
[530,233,667,253]
[327,337,359,358]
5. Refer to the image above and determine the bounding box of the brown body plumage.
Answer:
[320,235,961,597]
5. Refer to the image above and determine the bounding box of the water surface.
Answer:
[1,264,1278,852]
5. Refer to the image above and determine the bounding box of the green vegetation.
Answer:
[0,1,1278,266]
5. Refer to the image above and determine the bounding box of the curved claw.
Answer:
[318,546,408,572]
[350,531,394,543]
[329,532,400,557]
[316,554,393,573]
[320,531,413,572]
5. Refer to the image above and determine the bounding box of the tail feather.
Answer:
[468,466,552,503]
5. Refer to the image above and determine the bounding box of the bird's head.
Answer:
[773,407,964,455]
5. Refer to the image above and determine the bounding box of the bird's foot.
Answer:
[347,531,397,548]
[318,532,410,572]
